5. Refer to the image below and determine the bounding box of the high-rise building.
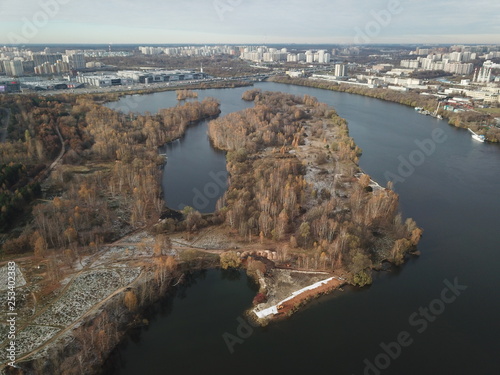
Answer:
[2,60,24,76]
[474,67,493,83]
[64,51,86,69]
[305,51,314,63]
[334,63,347,77]
[400,59,420,69]
[317,50,325,63]
[22,60,35,73]
[33,53,63,67]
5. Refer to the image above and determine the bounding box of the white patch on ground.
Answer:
[171,229,238,250]
[255,269,333,311]
[0,325,61,363]
[34,267,140,327]
[0,263,27,291]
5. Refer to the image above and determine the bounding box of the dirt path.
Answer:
[48,125,65,171]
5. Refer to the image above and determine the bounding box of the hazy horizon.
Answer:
[1,0,499,46]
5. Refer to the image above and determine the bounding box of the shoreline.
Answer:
[252,274,346,322]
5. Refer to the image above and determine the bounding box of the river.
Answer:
[105,82,500,374]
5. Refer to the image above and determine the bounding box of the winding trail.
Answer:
[48,125,65,172]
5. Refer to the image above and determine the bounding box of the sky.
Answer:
[0,0,499,45]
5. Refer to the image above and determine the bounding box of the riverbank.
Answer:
[0,228,226,375]
[250,269,346,322]
[269,76,500,143]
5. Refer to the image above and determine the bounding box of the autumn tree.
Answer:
[123,290,138,311]
[220,251,241,269]
[348,251,372,287]
[33,231,48,259]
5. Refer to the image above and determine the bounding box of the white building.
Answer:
[305,51,314,63]
[444,62,474,75]
[63,52,86,70]
[334,64,347,77]
[400,59,420,69]
[474,67,493,83]
[286,70,304,78]
[2,60,24,76]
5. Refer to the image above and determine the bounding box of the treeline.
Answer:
[409,70,453,79]
[84,97,220,161]
[209,91,421,284]
[270,76,500,143]
[176,89,198,100]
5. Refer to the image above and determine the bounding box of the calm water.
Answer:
[105,82,500,374]
[107,89,255,213]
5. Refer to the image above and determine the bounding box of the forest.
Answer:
[0,93,220,263]
[271,76,500,143]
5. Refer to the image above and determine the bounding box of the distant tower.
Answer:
[200,63,203,74]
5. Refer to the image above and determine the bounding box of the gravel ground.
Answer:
[34,267,140,327]
[257,269,331,310]
[0,263,27,291]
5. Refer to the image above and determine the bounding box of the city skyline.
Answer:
[1,0,499,45]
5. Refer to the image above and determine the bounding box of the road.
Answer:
[27,74,278,97]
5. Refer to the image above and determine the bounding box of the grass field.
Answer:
[477,107,500,115]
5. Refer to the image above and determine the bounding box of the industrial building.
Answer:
[76,69,207,87]
[21,80,84,91]
[76,74,132,87]
[0,80,21,93]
